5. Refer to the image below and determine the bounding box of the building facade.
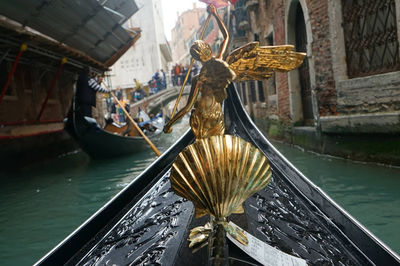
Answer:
[170,4,206,64]
[0,0,140,165]
[230,0,400,165]
[110,0,172,89]
[169,3,229,65]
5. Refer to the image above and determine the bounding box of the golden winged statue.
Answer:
[163,4,305,139]
[163,4,306,251]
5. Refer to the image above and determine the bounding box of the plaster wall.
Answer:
[110,0,168,89]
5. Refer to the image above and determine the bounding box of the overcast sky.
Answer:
[161,0,206,41]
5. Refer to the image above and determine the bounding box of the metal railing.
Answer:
[342,0,400,78]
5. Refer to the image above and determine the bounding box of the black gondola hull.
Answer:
[65,113,160,159]
[37,84,400,265]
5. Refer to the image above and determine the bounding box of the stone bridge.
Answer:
[129,86,190,116]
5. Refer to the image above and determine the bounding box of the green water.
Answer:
[0,119,190,266]
[0,125,399,265]
[272,141,400,255]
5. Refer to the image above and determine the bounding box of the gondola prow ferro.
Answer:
[163,2,305,265]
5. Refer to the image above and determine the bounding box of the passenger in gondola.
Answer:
[153,70,162,92]
[115,88,123,100]
[110,98,119,123]
[76,67,109,117]
[117,99,126,123]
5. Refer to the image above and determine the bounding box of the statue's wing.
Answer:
[226,42,306,81]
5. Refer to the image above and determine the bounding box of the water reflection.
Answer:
[2,117,399,265]
[0,116,190,265]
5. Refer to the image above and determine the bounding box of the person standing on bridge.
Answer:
[134,78,141,90]
[161,69,167,90]
[174,64,181,86]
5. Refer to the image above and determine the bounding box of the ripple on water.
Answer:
[271,140,400,254]
[0,119,190,265]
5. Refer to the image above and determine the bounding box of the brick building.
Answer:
[230,0,400,165]
[170,4,228,65]
[170,4,206,64]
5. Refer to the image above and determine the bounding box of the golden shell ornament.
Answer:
[170,134,271,227]
[163,2,303,256]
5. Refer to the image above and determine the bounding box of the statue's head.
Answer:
[190,40,212,62]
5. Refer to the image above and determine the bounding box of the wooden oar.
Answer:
[106,86,161,157]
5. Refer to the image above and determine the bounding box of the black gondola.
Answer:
[65,106,163,159]
[37,84,400,265]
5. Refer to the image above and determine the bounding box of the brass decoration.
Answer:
[189,222,213,248]
[163,3,305,253]
[170,135,272,246]
[163,5,305,139]
[227,43,306,81]
[189,220,248,251]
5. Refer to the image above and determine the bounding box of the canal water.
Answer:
[272,141,400,256]
[1,119,399,265]
[0,118,190,266]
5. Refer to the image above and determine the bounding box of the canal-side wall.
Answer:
[231,0,400,166]
[255,118,400,166]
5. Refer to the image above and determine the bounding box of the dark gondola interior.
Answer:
[36,84,400,265]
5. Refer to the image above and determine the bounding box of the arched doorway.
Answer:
[294,3,313,125]
[287,0,313,126]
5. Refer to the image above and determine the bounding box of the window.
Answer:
[266,32,273,46]
[257,80,265,102]
[250,81,256,103]
[342,0,400,78]
[241,82,247,105]
[264,33,276,95]
[231,1,248,37]
[254,33,259,42]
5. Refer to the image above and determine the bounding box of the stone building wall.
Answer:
[230,0,400,164]
[232,0,400,133]
[321,0,400,133]
[307,0,336,116]
[170,5,206,63]
[274,1,292,122]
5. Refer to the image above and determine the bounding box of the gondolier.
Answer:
[76,67,109,117]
